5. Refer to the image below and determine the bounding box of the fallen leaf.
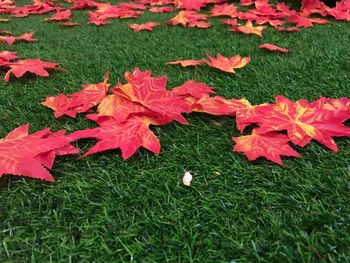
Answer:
[230,21,266,37]
[4,59,63,81]
[0,124,77,181]
[128,22,159,32]
[255,96,350,151]
[166,59,203,67]
[42,72,110,118]
[202,52,251,73]
[259,43,289,53]
[233,128,300,165]
[45,9,72,21]
[210,3,238,18]
[69,115,161,159]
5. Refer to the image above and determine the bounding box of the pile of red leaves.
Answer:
[40,69,350,171]
[1,0,350,182]
[0,0,349,30]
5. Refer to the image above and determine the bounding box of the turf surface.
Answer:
[1,2,350,262]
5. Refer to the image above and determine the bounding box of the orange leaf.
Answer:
[203,52,251,73]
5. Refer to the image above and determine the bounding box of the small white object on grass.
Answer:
[182,171,192,186]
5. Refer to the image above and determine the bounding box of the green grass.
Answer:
[1,3,350,262]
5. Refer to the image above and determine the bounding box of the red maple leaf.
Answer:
[115,68,191,124]
[69,115,161,159]
[254,96,350,151]
[42,72,110,118]
[0,50,19,66]
[0,31,37,45]
[88,12,111,25]
[188,20,211,28]
[328,0,350,21]
[167,10,207,27]
[45,9,72,21]
[230,21,266,37]
[301,0,330,17]
[254,18,285,28]
[210,3,238,18]
[233,128,300,165]
[190,95,238,116]
[171,80,215,99]
[175,0,207,11]
[89,3,143,23]
[321,97,350,111]
[287,15,328,28]
[96,91,150,124]
[0,124,77,181]
[33,129,79,169]
[259,43,289,53]
[70,0,100,10]
[3,59,63,81]
[0,37,15,46]
[202,52,251,73]
[220,18,237,26]
[128,22,159,32]
[231,99,272,132]
[16,31,37,42]
[117,2,147,10]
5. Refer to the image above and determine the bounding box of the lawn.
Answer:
[1,1,350,262]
